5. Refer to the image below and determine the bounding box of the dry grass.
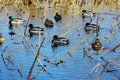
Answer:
[0,0,120,11]
[0,0,119,17]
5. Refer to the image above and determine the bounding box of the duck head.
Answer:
[56,12,59,15]
[46,19,49,21]
[53,35,58,39]
[9,16,14,21]
[85,22,90,26]
[82,10,86,13]
[29,24,34,28]
[95,38,100,43]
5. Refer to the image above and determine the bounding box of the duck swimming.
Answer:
[52,35,69,47]
[84,22,99,33]
[92,38,102,51]
[0,33,5,43]
[54,12,62,22]
[82,10,95,18]
[44,19,54,27]
[29,24,44,35]
[9,16,25,25]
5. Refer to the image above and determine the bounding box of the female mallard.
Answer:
[9,16,25,25]
[84,22,99,33]
[92,38,102,51]
[52,35,69,47]
[44,19,54,27]
[0,33,5,43]
[29,24,44,35]
[54,12,62,22]
[82,10,95,18]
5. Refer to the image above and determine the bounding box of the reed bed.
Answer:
[0,0,120,12]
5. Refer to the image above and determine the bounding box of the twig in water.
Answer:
[1,46,8,68]
[23,34,43,66]
[110,21,120,33]
[17,63,24,78]
[26,38,45,80]
[98,55,120,79]
[1,54,7,68]
[102,44,120,58]
[24,15,35,36]
[6,45,24,59]
[88,63,100,76]
[1,46,8,56]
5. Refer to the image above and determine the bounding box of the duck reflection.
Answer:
[8,23,15,40]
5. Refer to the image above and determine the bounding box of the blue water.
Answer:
[0,5,120,80]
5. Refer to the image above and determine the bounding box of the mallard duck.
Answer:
[82,10,95,18]
[92,38,102,51]
[54,12,62,22]
[44,19,54,27]
[84,22,99,33]
[52,35,69,47]
[9,16,25,25]
[29,24,44,35]
[0,33,5,43]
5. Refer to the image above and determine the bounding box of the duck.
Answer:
[29,24,44,35]
[54,12,62,22]
[0,33,5,43]
[44,19,54,27]
[82,10,95,18]
[92,38,102,51]
[9,16,25,25]
[52,35,69,47]
[84,22,99,33]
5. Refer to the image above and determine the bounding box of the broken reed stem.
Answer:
[62,30,93,61]
[100,30,118,43]
[1,46,8,68]
[110,21,120,33]
[1,53,7,68]
[96,15,104,36]
[60,21,72,31]
[89,51,99,57]
[17,63,24,78]
[98,55,120,79]
[26,38,45,80]
[88,63,100,76]
[1,46,8,56]
[6,45,24,58]
[89,35,99,45]
[22,41,27,49]
[109,60,120,68]
[102,44,120,58]
[26,52,40,80]
[23,34,43,66]
[60,25,76,37]
[83,41,96,61]
[38,29,41,48]
[83,47,93,60]
[24,15,33,36]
